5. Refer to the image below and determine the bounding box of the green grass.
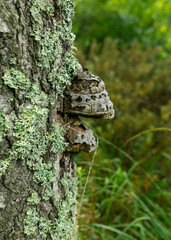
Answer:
[74,38,171,240]
[76,136,171,240]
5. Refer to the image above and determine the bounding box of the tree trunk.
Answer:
[0,0,79,239]
[0,1,115,239]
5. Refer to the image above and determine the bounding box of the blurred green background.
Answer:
[73,0,171,239]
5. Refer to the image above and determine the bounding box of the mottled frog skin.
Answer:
[64,67,115,119]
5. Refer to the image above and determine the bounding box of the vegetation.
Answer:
[74,0,171,53]
[74,1,171,239]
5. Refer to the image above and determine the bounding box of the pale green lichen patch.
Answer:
[39,217,51,238]
[24,208,51,238]
[3,68,49,107]
[55,0,81,92]
[58,0,76,43]
[34,29,63,71]
[23,0,79,239]
[1,0,80,238]
[30,0,54,22]
[30,0,80,93]
[43,184,54,200]
[0,110,7,142]
[27,192,41,205]
[9,57,17,65]
[0,111,10,177]
[24,208,39,236]
[7,107,67,200]
[12,106,48,163]
[33,162,55,185]
[55,50,80,93]
[26,83,48,107]
[24,174,78,239]
[11,108,67,193]
[0,159,11,177]
[48,123,68,153]
[50,174,78,240]
[1,107,52,184]
[2,68,31,91]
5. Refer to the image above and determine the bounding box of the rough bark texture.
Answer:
[0,0,79,239]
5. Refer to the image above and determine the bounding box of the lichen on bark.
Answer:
[0,0,79,239]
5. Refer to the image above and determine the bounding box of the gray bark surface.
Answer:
[0,0,78,239]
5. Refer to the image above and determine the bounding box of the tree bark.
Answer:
[0,0,79,239]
